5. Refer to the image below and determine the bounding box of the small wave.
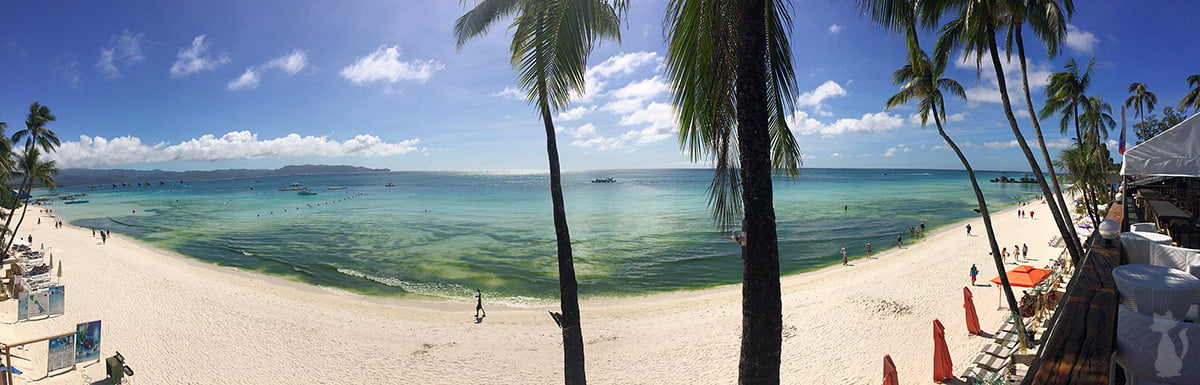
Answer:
[336,268,546,306]
[911,172,933,176]
[241,251,254,256]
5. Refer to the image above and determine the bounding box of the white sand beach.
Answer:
[0,200,1067,384]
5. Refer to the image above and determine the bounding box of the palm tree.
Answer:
[1040,57,1096,147]
[2,102,58,259]
[454,1,624,383]
[997,0,1083,264]
[1055,143,1114,227]
[885,48,1019,337]
[4,148,57,254]
[933,0,1070,332]
[1077,95,1114,228]
[934,0,1087,273]
[1179,74,1200,115]
[1125,82,1157,132]
[664,0,802,383]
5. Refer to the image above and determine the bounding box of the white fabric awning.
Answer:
[1122,113,1200,177]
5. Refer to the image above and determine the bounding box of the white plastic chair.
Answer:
[1111,304,1200,384]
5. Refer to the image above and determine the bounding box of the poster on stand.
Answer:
[17,292,27,321]
[48,285,65,316]
[75,320,102,363]
[47,335,75,372]
[25,291,50,319]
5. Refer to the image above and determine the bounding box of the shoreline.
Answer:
[2,199,1066,384]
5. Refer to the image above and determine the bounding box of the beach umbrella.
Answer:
[932,319,954,383]
[963,287,982,335]
[883,354,898,385]
[990,265,1052,288]
[57,261,62,278]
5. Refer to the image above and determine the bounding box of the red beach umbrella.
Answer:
[989,265,1051,287]
[933,319,954,383]
[883,354,898,385]
[964,287,982,335]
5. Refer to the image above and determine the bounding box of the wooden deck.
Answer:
[1021,203,1124,385]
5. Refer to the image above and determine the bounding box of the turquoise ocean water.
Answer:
[45,168,1039,304]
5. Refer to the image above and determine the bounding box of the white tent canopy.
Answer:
[1122,112,1200,177]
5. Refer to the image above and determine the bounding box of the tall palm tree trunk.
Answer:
[0,175,30,259]
[1012,27,1084,262]
[735,0,782,383]
[931,108,1022,319]
[4,176,34,255]
[986,30,1084,269]
[539,101,586,385]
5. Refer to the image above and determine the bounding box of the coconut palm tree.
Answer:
[885,48,1020,332]
[454,1,625,383]
[1040,57,1096,147]
[1179,74,1200,115]
[1125,82,1158,131]
[934,0,1086,270]
[4,148,57,254]
[1076,95,1114,228]
[664,0,802,383]
[2,102,58,259]
[997,0,1083,263]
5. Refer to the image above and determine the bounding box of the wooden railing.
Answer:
[1020,203,1123,385]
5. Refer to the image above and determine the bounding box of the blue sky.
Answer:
[2,0,1197,172]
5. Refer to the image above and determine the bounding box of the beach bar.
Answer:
[1023,115,1200,384]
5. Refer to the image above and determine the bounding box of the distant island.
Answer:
[52,164,391,187]
[989,174,1038,184]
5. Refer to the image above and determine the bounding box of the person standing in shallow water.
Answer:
[897,236,903,248]
[475,290,486,318]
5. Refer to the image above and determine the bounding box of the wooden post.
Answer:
[4,343,11,385]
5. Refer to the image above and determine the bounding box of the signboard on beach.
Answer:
[47,335,75,372]
[20,291,50,320]
[75,320,102,363]
[48,285,65,316]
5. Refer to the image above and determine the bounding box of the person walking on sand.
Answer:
[1022,243,1029,259]
[841,248,848,266]
[897,236,903,248]
[1014,244,1021,261]
[475,289,486,318]
[100,231,107,244]
[966,224,972,235]
[1030,211,1034,219]
[970,264,979,285]
[1002,247,1009,263]
[866,242,872,257]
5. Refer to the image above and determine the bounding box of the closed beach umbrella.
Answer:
[963,287,982,335]
[882,354,898,385]
[57,261,62,278]
[932,319,954,383]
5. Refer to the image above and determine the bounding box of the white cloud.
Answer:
[170,35,230,78]
[830,153,842,158]
[955,54,1053,106]
[581,51,663,102]
[557,123,597,138]
[610,76,669,100]
[96,31,145,79]
[571,102,678,150]
[264,50,308,75]
[788,110,906,136]
[496,87,523,99]
[828,24,842,34]
[908,111,969,126]
[589,51,661,78]
[50,131,421,169]
[1064,24,1099,54]
[227,68,260,90]
[795,80,847,116]
[227,50,308,91]
[341,45,443,85]
[930,145,947,151]
[556,106,593,121]
[600,98,645,115]
[883,148,899,157]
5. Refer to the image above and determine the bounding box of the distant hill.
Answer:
[52,164,391,187]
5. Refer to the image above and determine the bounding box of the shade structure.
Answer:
[1122,112,1200,177]
[963,287,983,335]
[990,265,1052,288]
[883,354,898,385]
[933,319,954,382]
